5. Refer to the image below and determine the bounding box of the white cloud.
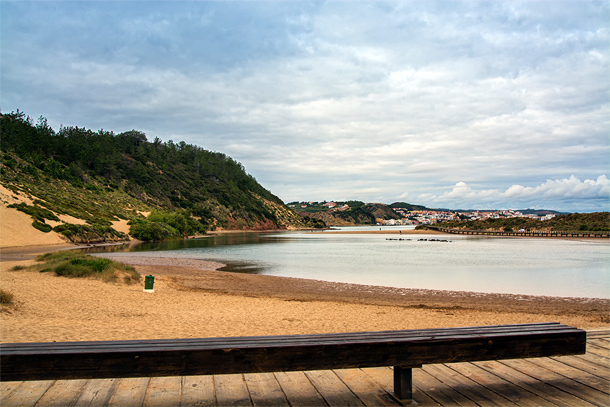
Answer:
[1,0,608,211]
[422,176,610,211]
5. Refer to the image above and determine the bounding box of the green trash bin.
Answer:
[144,275,155,292]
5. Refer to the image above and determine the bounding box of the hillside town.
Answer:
[289,201,557,226]
[387,207,557,226]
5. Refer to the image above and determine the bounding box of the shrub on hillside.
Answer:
[32,220,53,233]
[128,210,208,241]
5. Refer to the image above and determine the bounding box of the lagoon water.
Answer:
[108,226,610,299]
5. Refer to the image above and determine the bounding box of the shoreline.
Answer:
[2,253,608,344]
[98,255,610,317]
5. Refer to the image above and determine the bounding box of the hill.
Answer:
[291,201,402,226]
[431,212,610,233]
[0,110,323,244]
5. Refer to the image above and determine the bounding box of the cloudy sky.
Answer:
[2,1,608,212]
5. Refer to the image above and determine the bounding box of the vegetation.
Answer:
[0,110,322,242]
[430,212,610,233]
[0,289,15,305]
[388,202,429,211]
[128,210,207,241]
[291,201,402,226]
[34,251,140,283]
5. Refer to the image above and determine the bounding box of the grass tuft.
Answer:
[33,250,140,283]
[0,289,14,305]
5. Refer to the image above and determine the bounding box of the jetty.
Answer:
[424,225,610,238]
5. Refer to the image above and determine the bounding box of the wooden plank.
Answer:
[214,374,251,407]
[74,378,117,407]
[423,364,519,406]
[304,370,365,406]
[449,361,555,406]
[0,380,54,407]
[589,338,610,348]
[502,359,609,406]
[243,372,287,407]
[410,367,478,407]
[585,330,610,339]
[479,360,595,407]
[333,368,401,406]
[586,342,610,358]
[532,357,610,388]
[273,371,328,407]
[107,377,150,407]
[143,376,182,407]
[32,379,88,407]
[181,375,215,407]
[559,353,610,374]
[568,352,610,370]
[0,381,20,403]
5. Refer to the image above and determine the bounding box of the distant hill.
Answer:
[0,110,323,243]
[388,202,429,211]
[433,212,610,233]
[292,201,403,226]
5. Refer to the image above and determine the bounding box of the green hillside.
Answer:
[290,201,403,226]
[0,110,323,242]
[432,212,610,233]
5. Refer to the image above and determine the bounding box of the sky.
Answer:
[1,1,609,212]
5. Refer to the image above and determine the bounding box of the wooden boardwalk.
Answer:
[2,330,608,406]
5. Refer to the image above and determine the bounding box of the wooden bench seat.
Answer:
[0,322,586,400]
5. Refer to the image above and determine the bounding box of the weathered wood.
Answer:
[0,381,20,404]
[586,342,610,358]
[243,372,287,407]
[74,378,117,407]
[273,371,328,407]
[181,375,215,407]
[412,367,478,407]
[214,374,251,407]
[0,323,586,383]
[304,370,365,406]
[423,364,519,406]
[449,362,552,406]
[143,376,182,407]
[33,379,88,407]
[502,359,610,406]
[0,380,54,407]
[334,368,400,407]
[0,331,608,407]
[481,360,596,407]
[107,377,150,407]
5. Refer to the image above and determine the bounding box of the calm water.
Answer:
[103,226,610,299]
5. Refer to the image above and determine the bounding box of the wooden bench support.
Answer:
[0,323,586,403]
[394,366,420,400]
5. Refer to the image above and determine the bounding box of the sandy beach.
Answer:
[1,199,608,344]
[1,251,608,344]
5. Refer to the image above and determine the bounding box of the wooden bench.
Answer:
[0,322,586,401]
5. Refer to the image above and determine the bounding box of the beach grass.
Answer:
[34,251,141,284]
[0,289,14,305]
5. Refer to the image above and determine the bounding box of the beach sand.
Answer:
[1,254,608,344]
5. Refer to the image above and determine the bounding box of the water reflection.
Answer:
[83,229,610,298]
